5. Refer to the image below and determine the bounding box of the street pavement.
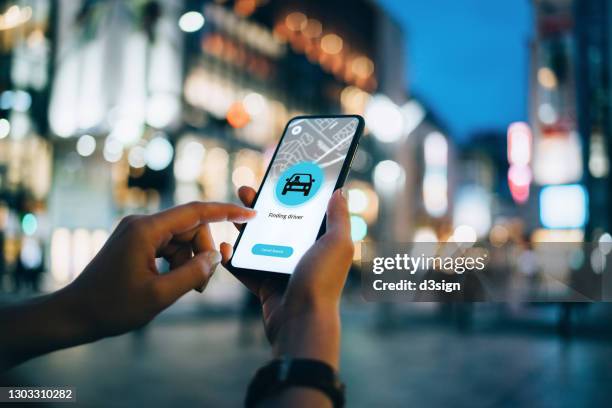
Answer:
[3,302,612,407]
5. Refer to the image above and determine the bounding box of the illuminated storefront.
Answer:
[2,0,410,300]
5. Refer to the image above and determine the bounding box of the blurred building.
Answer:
[0,0,410,302]
[529,0,593,243]
[574,0,612,238]
[394,102,453,244]
[0,1,54,291]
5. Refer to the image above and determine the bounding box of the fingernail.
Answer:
[236,209,257,222]
[196,250,222,293]
[338,188,346,198]
[205,250,222,270]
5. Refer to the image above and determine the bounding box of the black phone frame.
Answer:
[226,114,365,279]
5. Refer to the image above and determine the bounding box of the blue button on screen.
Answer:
[275,162,324,207]
[252,244,294,258]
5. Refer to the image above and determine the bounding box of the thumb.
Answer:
[325,189,351,241]
[150,250,222,308]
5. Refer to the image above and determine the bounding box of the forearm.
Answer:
[0,288,92,370]
[273,310,341,369]
[263,309,341,407]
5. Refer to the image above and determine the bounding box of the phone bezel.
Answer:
[226,114,365,279]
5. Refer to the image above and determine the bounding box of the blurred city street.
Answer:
[4,298,612,407]
[1,0,612,406]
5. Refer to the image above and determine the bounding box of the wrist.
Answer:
[273,307,341,370]
[49,286,100,344]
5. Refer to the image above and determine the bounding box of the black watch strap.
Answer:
[245,357,345,407]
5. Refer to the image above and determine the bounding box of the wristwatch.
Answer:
[245,356,345,407]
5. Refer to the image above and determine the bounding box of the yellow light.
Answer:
[0,5,32,31]
[340,86,371,115]
[348,188,368,213]
[531,229,584,243]
[285,12,307,31]
[27,29,45,47]
[414,227,438,242]
[351,56,374,78]
[538,67,557,89]
[302,19,322,38]
[489,225,509,247]
[345,181,379,224]
[321,34,343,55]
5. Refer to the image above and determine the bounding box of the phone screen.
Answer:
[231,116,361,275]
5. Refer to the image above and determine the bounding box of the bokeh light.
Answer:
[365,95,404,142]
[373,160,405,192]
[350,215,368,241]
[179,11,205,33]
[21,213,38,236]
[348,188,368,213]
[128,146,147,168]
[0,118,10,139]
[321,33,343,54]
[145,136,174,171]
[103,138,123,163]
[76,135,96,157]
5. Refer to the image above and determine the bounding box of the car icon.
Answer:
[282,173,315,196]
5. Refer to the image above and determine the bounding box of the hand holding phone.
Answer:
[221,188,353,369]
[223,115,363,367]
[229,115,364,276]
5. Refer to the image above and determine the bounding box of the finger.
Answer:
[157,241,181,259]
[172,227,201,244]
[220,241,233,264]
[234,187,257,230]
[151,202,256,239]
[166,224,215,256]
[325,189,351,240]
[193,224,215,254]
[238,186,256,207]
[150,250,222,308]
[156,224,201,259]
[220,241,261,295]
[312,189,354,268]
[165,246,192,270]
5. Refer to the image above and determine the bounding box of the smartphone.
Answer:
[228,115,365,276]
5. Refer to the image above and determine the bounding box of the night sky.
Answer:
[377,0,533,142]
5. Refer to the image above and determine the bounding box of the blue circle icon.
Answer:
[275,162,324,207]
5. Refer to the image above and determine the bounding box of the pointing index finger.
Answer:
[151,202,256,238]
